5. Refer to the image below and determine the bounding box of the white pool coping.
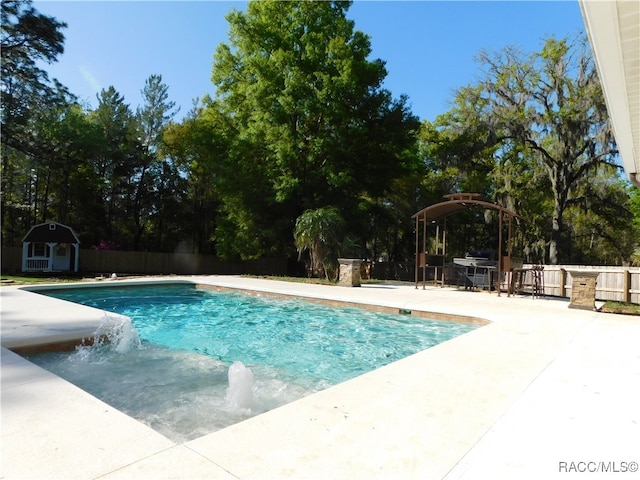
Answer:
[2,275,639,479]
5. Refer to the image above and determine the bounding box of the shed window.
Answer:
[49,223,56,230]
[29,243,50,257]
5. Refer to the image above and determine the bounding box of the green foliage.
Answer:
[424,34,634,265]
[161,110,218,254]
[1,0,67,153]
[1,0,69,243]
[130,74,179,249]
[1,0,423,265]
[629,186,640,230]
[626,186,640,266]
[476,35,620,264]
[201,0,419,259]
[294,206,345,279]
[33,102,104,226]
[3,1,636,271]
[137,74,178,152]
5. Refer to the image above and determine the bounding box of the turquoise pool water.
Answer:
[29,283,478,442]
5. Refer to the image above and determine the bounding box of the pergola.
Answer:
[412,193,520,293]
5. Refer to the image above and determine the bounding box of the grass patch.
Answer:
[601,301,640,316]
[0,274,88,285]
[244,275,390,286]
[245,275,338,285]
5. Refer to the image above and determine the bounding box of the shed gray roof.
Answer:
[22,222,80,244]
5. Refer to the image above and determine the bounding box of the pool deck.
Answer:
[2,275,639,479]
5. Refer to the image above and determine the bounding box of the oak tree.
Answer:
[203,0,418,259]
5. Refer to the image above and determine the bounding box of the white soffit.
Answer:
[580,0,640,186]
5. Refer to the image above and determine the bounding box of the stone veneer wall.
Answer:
[338,259,361,287]
[568,271,599,310]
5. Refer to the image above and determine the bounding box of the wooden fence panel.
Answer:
[540,267,563,297]
[529,265,640,304]
[1,247,22,272]
[2,246,638,304]
[1,247,287,277]
[630,271,640,304]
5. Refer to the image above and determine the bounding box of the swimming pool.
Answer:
[28,283,479,442]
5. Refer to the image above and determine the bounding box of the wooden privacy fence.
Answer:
[368,261,639,304]
[2,246,638,304]
[529,265,640,304]
[1,247,287,277]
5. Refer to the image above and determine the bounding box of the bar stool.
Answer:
[532,265,545,299]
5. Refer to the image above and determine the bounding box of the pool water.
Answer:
[29,283,478,442]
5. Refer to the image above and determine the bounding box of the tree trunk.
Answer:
[549,228,559,265]
[549,195,565,265]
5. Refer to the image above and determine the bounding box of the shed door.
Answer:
[52,244,71,271]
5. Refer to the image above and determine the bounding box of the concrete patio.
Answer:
[2,275,639,479]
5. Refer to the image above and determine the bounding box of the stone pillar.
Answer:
[567,270,599,310]
[338,258,362,287]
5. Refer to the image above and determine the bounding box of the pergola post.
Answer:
[441,218,447,287]
[434,223,440,286]
[414,215,418,288]
[422,213,427,289]
[498,212,503,297]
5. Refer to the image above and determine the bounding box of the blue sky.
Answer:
[34,1,586,122]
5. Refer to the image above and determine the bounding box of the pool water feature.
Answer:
[28,283,479,442]
[227,360,254,411]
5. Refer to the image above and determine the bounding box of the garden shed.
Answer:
[22,221,80,273]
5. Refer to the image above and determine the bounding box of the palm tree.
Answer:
[294,207,345,280]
